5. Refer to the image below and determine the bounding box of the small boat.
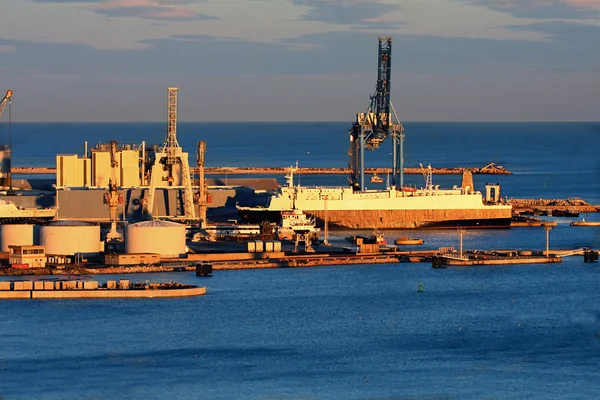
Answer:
[400,186,418,193]
[394,236,424,245]
[570,220,600,226]
[370,174,383,183]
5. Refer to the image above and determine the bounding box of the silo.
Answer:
[126,220,186,258]
[40,221,101,255]
[0,224,35,252]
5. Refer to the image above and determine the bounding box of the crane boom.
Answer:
[0,90,13,119]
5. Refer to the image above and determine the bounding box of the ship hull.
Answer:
[239,208,511,229]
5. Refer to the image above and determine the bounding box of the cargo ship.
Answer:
[237,166,512,229]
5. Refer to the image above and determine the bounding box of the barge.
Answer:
[0,279,206,299]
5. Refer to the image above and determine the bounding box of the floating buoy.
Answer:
[418,282,423,293]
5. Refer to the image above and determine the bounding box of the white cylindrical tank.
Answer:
[40,221,101,255]
[0,224,35,252]
[126,220,186,258]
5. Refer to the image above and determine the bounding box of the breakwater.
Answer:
[509,198,598,212]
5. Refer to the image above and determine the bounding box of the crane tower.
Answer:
[349,37,404,192]
[0,90,14,193]
[144,88,196,219]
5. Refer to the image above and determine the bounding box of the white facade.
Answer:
[9,245,46,268]
[0,224,34,252]
[40,222,101,255]
[125,220,186,258]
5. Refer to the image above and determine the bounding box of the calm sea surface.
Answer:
[0,122,599,399]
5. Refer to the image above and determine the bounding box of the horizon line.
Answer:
[6,120,600,124]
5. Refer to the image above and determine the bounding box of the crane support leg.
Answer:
[360,130,365,191]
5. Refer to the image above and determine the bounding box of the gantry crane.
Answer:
[348,37,404,192]
[103,141,124,241]
[194,140,208,228]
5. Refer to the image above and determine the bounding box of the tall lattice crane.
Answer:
[0,90,15,194]
[348,37,404,192]
[145,88,195,219]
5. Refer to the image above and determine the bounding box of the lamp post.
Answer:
[544,226,552,257]
[458,228,466,258]
[323,195,330,246]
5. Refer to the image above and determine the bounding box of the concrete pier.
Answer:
[0,280,206,299]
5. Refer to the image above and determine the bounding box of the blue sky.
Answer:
[0,0,599,121]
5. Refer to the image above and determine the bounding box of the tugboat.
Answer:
[275,209,321,242]
[370,174,383,183]
[394,236,424,245]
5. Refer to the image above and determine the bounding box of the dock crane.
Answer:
[144,88,195,219]
[104,141,124,241]
[0,90,14,194]
[348,37,404,192]
[194,140,208,228]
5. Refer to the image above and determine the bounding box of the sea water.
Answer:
[0,122,599,399]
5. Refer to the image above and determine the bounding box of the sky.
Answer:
[0,0,599,122]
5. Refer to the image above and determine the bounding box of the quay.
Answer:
[0,279,206,299]
[11,165,511,176]
[2,245,596,276]
[432,254,562,267]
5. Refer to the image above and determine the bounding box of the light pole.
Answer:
[544,226,552,257]
[323,195,330,246]
[458,228,466,258]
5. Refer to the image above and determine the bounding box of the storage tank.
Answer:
[125,220,186,258]
[0,224,35,252]
[40,221,101,255]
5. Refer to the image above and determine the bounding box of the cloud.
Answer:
[463,0,600,19]
[2,21,598,82]
[32,0,217,21]
[2,27,599,121]
[291,0,401,27]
